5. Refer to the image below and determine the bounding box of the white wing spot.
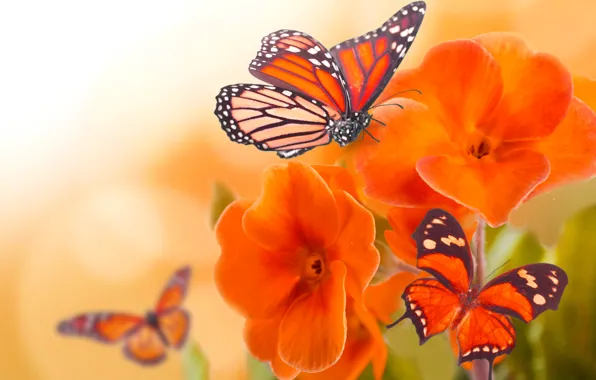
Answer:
[308,47,318,54]
[423,239,437,250]
[548,275,559,285]
[391,41,397,50]
[286,46,301,53]
[381,26,387,31]
[309,58,321,66]
[533,294,546,305]
[420,318,426,326]
[463,350,471,357]
[473,347,480,352]
[265,53,272,58]
[322,60,330,67]
[402,10,408,15]
[483,346,490,352]
[423,327,428,336]
[492,347,499,353]
[271,47,278,52]
[282,90,292,96]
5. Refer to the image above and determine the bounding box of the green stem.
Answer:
[470,217,494,380]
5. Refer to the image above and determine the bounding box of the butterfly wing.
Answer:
[411,208,474,294]
[154,266,192,349]
[249,29,350,114]
[57,312,144,343]
[455,306,516,370]
[388,278,461,344]
[122,324,168,365]
[330,1,426,111]
[476,263,568,322]
[214,84,334,158]
[157,309,191,349]
[155,266,192,314]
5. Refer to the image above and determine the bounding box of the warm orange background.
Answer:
[2,0,595,379]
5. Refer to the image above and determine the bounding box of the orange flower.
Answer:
[356,32,596,227]
[214,162,379,378]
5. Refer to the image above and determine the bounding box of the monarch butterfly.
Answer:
[214,1,427,158]
[56,266,192,366]
[388,210,568,380]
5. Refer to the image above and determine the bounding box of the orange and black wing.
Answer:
[154,266,192,349]
[387,278,461,344]
[249,29,350,114]
[57,312,144,343]
[411,208,474,294]
[157,309,191,349]
[455,306,516,379]
[155,266,192,314]
[214,84,335,158]
[123,324,168,366]
[329,1,426,111]
[477,263,568,323]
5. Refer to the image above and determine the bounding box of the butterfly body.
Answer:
[388,210,568,379]
[215,1,427,158]
[57,266,192,366]
[329,112,372,146]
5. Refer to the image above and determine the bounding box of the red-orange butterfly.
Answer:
[57,266,192,366]
[387,210,568,380]
[214,1,427,158]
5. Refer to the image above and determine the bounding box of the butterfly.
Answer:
[387,209,568,380]
[214,1,427,158]
[56,266,192,366]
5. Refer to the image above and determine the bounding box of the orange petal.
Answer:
[416,150,550,227]
[244,314,300,379]
[379,39,503,138]
[573,76,596,111]
[299,300,386,380]
[215,200,300,319]
[243,162,339,251]
[327,191,379,299]
[278,261,347,372]
[364,271,419,325]
[272,355,301,380]
[244,315,283,361]
[355,99,458,208]
[312,164,360,202]
[530,97,596,197]
[474,32,573,141]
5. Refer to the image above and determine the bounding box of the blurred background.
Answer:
[1,0,595,379]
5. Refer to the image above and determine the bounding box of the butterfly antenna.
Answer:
[368,103,404,111]
[374,88,423,106]
[386,313,408,329]
[363,128,381,143]
[371,117,386,126]
[484,259,512,282]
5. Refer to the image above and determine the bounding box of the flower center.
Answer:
[303,253,326,281]
[467,134,493,159]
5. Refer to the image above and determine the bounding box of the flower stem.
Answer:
[470,217,494,380]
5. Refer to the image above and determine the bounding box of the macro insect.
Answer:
[388,209,568,380]
[214,1,426,158]
[57,266,192,366]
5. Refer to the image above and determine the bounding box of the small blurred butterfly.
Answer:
[57,266,192,366]
[387,210,568,380]
[214,1,427,158]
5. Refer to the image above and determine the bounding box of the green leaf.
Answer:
[246,353,276,380]
[541,205,596,379]
[483,227,547,380]
[386,322,456,380]
[485,227,546,280]
[358,346,423,380]
[182,341,209,380]
[209,182,236,229]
